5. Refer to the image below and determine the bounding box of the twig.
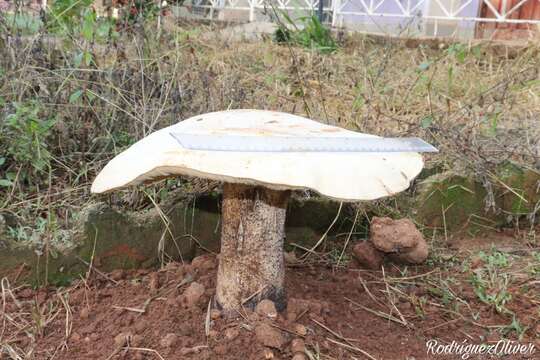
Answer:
[345,297,408,327]
[337,208,360,267]
[205,297,212,337]
[112,295,160,314]
[326,338,377,360]
[381,266,409,327]
[311,318,376,360]
[74,255,119,285]
[125,347,166,360]
[242,285,267,305]
[302,202,343,259]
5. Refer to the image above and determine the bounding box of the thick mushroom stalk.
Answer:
[217,184,289,313]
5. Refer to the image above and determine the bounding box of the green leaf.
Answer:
[352,96,364,111]
[420,116,433,129]
[81,21,94,41]
[96,21,111,38]
[0,157,5,166]
[6,113,18,126]
[0,179,13,187]
[83,51,93,66]
[73,52,83,67]
[456,50,466,63]
[86,91,96,101]
[69,89,83,103]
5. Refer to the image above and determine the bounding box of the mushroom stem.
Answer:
[216,183,290,316]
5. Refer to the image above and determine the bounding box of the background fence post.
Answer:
[332,0,341,27]
[249,0,256,22]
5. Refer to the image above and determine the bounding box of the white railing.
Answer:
[333,0,540,25]
[188,0,540,37]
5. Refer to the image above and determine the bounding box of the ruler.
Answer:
[170,133,438,153]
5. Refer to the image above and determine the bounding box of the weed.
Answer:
[7,214,72,252]
[274,12,337,53]
[527,251,540,275]
[470,249,513,314]
[500,316,528,340]
[478,248,511,268]
[1,101,56,182]
[471,271,512,314]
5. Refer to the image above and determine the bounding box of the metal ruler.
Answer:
[170,133,438,153]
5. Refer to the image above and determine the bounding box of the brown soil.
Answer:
[1,250,538,360]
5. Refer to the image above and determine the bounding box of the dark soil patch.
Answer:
[1,252,538,359]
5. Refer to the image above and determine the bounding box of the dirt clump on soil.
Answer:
[255,322,288,349]
[370,216,429,264]
[256,299,278,319]
[352,241,385,269]
[1,250,538,359]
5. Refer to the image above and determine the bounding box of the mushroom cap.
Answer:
[91,109,424,202]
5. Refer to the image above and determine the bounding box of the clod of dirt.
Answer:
[371,217,419,252]
[181,281,205,308]
[291,338,306,354]
[287,298,326,322]
[255,299,278,319]
[210,309,221,320]
[224,327,240,341]
[160,333,178,348]
[388,237,429,264]
[352,241,384,269]
[370,216,428,264]
[70,333,81,342]
[180,346,204,356]
[79,307,90,320]
[191,254,216,272]
[293,323,307,336]
[114,332,131,347]
[292,354,308,360]
[284,251,298,265]
[255,323,287,349]
[109,269,126,281]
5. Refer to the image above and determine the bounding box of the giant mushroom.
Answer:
[91,109,427,316]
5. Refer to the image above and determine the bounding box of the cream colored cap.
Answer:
[91,109,423,202]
